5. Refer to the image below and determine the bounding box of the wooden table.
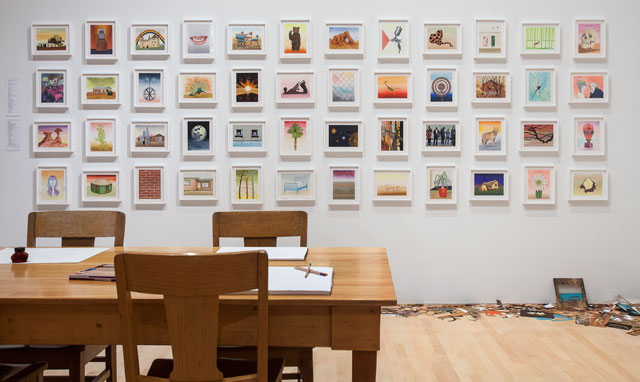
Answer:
[0,247,396,382]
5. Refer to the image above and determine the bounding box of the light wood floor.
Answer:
[84,315,640,381]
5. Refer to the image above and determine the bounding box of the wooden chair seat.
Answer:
[0,362,47,382]
[147,358,285,382]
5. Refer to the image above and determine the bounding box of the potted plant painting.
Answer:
[532,173,547,199]
[434,170,450,198]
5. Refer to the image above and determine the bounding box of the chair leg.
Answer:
[67,353,85,382]
[105,346,116,382]
[299,348,313,382]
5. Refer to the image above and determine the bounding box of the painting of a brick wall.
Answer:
[138,169,162,200]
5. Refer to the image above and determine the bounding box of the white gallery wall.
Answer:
[1,0,639,303]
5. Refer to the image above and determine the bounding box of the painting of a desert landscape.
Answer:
[375,171,409,197]
[328,25,360,51]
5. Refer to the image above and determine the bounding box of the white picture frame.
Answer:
[328,165,361,206]
[327,67,361,109]
[276,169,316,202]
[523,165,556,205]
[376,116,408,158]
[85,117,117,158]
[80,72,120,107]
[373,71,412,106]
[231,164,264,205]
[130,121,170,154]
[182,117,214,157]
[422,120,461,154]
[178,168,218,201]
[134,165,166,205]
[85,20,117,61]
[574,19,606,60]
[81,170,121,203]
[228,120,267,155]
[130,23,170,58]
[423,23,462,57]
[523,67,556,108]
[373,168,412,202]
[520,22,560,56]
[325,22,364,58]
[469,169,509,202]
[569,169,608,201]
[425,165,457,205]
[475,117,507,158]
[279,116,312,159]
[35,69,69,110]
[133,69,165,110]
[178,71,217,105]
[519,120,559,153]
[474,19,506,61]
[324,120,363,155]
[182,19,214,61]
[227,23,267,57]
[280,19,311,61]
[231,68,263,109]
[426,67,458,109]
[36,165,69,206]
[573,117,606,157]
[275,71,316,105]
[33,121,72,154]
[569,71,609,104]
[31,23,71,58]
[377,18,410,61]
[472,71,511,104]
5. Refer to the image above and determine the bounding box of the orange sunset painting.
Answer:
[377,75,408,99]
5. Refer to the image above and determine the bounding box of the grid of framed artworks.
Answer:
[31,18,609,207]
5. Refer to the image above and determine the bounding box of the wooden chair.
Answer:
[114,251,285,382]
[0,211,124,382]
[212,211,313,382]
[0,362,47,382]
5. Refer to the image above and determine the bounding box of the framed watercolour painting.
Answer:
[422,121,460,153]
[426,67,458,108]
[523,165,555,205]
[423,23,462,57]
[276,169,315,202]
[280,117,311,158]
[182,20,214,61]
[231,165,263,205]
[573,117,605,157]
[472,71,510,104]
[81,73,119,106]
[324,120,363,155]
[569,72,608,104]
[475,19,506,60]
[328,166,360,206]
[36,166,68,206]
[33,121,71,154]
[134,165,165,205]
[378,19,409,61]
[325,23,363,57]
[574,19,606,60]
[276,71,315,105]
[377,117,408,158]
[569,169,608,201]
[231,68,263,109]
[520,120,558,153]
[521,23,560,56]
[183,117,214,157]
[524,68,556,108]
[85,21,116,61]
[374,72,412,106]
[179,169,217,201]
[31,24,70,57]
[475,117,506,157]
[134,69,165,109]
[280,19,311,60]
[426,165,457,205]
[227,23,266,57]
[82,170,120,203]
[470,169,509,202]
[85,118,116,158]
[130,24,170,58]
[36,69,68,109]
[228,120,267,154]
[178,71,217,105]
[130,121,169,154]
[373,169,412,202]
[328,67,360,109]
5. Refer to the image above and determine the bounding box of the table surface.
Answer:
[0,247,397,306]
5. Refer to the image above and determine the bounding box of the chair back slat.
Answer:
[212,211,307,247]
[27,211,125,247]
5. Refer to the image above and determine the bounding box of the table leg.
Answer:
[352,350,377,382]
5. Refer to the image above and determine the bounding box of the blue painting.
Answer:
[429,71,453,103]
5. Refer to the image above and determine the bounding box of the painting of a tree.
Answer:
[94,124,107,150]
[235,169,259,200]
[287,122,304,151]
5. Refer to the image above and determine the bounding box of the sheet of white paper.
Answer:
[235,266,334,295]
[216,247,308,261]
[0,247,109,264]
[6,78,20,116]
[6,118,20,151]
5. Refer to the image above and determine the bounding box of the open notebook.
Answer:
[235,266,334,295]
[216,247,308,261]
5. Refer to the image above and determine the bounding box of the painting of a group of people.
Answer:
[425,124,456,147]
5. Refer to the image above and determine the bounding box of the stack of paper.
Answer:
[216,247,308,261]
[0,248,108,264]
